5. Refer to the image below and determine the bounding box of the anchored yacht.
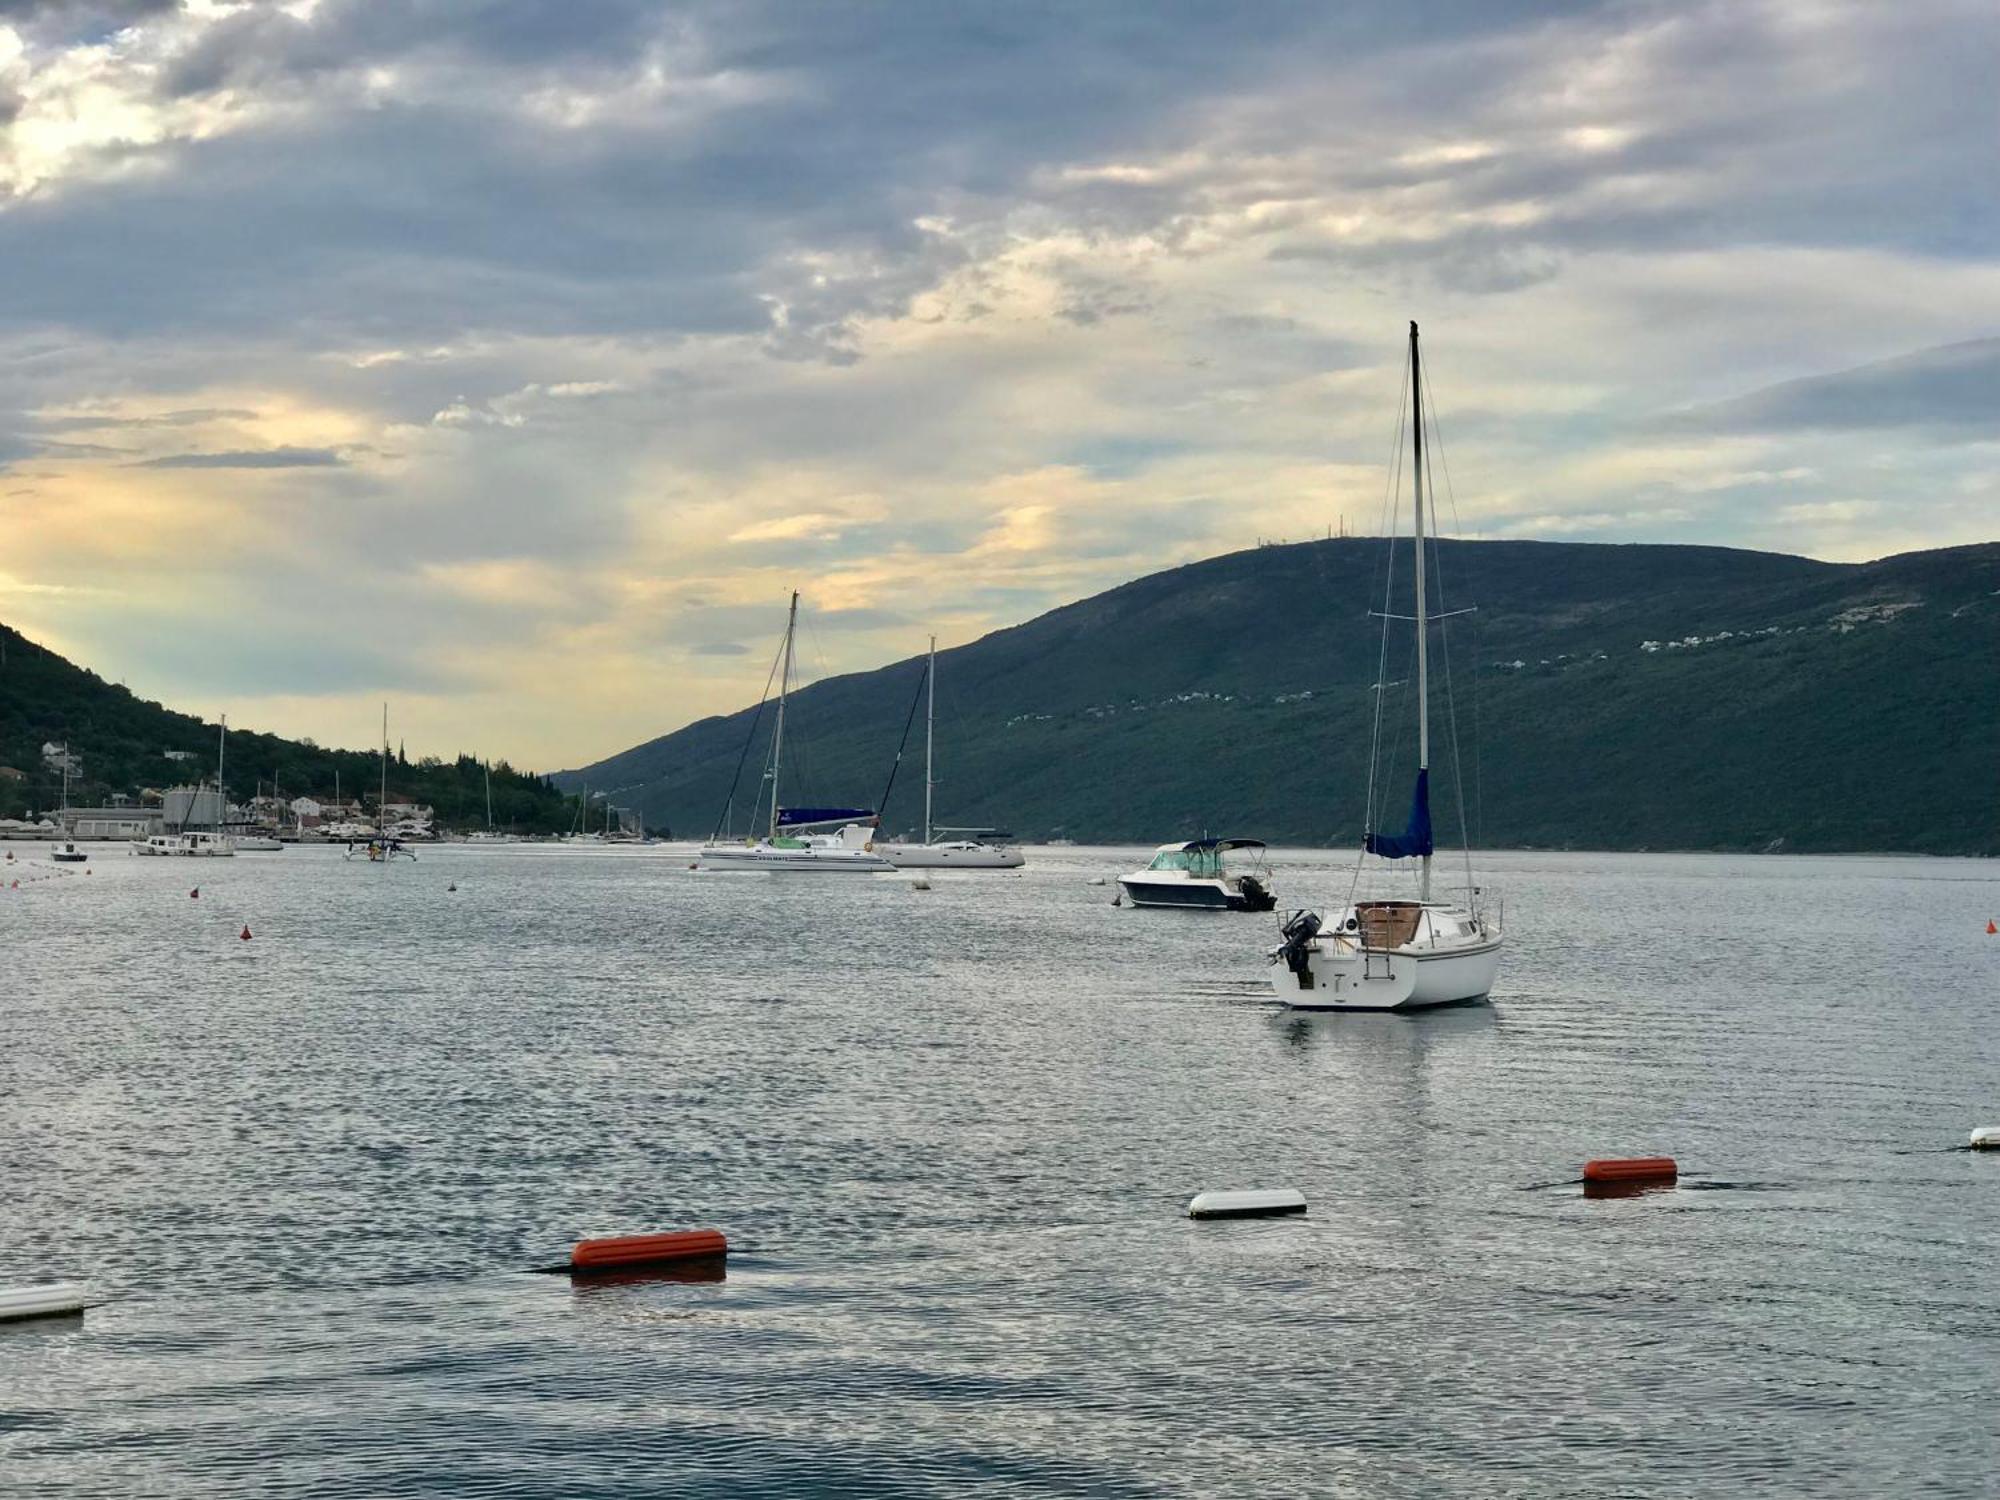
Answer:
[1271,323,1504,1010]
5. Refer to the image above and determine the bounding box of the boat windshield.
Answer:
[1146,847,1224,878]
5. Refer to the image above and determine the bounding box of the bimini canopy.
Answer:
[1145,837,1266,875]
[778,806,877,829]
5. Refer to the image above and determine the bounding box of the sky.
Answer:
[2,0,1996,770]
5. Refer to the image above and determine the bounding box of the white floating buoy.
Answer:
[0,1282,93,1323]
[909,877,932,891]
[1087,876,1107,886]
[1970,1126,2000,1150]
[1187,1188,1308,1220]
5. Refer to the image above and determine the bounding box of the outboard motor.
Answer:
[1270,909,1323,987]
[1235,874,1278,913]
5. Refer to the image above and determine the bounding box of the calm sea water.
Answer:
[3,843,1998,1496]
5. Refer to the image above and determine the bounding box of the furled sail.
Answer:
[1365,770,1433,859]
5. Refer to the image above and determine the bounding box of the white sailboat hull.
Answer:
[879,842,1023,869]
[697,844,893,873]
[1274,902,1502,1011]
[1283,937,1503,1011]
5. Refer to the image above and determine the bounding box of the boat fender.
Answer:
[568,1228,728,1273]
[0,1282,94,1322]
[1970,1127,2000,1150]
[1581,1156,1677,1185]
[1188,1188,1307,1220]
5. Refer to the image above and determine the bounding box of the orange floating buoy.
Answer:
[1988,920,1997,935]
[1582,1156,1678,1185]
[240,926,252,941]
[570,1228,728,1273]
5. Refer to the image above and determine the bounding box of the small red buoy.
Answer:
[570,1228,727,1273]
[1988,920,1997,935]
[1582,1156,1678,1185]
[190,888,199,899]
[240,925,252,941]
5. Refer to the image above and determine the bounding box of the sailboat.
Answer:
[697,592,893,873]
[1270,323,1504,1010]
[235,779,284,851]
[878,637,1024,869]
[50,749,86,862]
[467,759,517,843]
[346,705,417,861]
[136,718,239,856]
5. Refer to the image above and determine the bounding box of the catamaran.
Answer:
[1271,323,1504,1010]
[879,637,1024,870]
[697,592,894,873]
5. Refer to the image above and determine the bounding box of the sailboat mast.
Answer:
[769,591,798,841]
[924,635,936,845]
[216,715,227,838]
[1409,321,1432,904]
[484,759,493,832]
[380,703,389,833]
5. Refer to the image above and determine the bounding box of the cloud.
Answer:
[2,0,1997,770]
[134,446,346,469]
[1673,337,2000,437]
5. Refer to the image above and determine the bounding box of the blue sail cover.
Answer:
[777,806,877,828]
[1365,770,1433,859]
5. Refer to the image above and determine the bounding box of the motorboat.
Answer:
[1270,323,1504,1011]
[50,841,87,863]
[234,835,284,852]
[1119,838,1276,911]
[129,831,236,857]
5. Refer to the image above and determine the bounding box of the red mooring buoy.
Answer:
[190,888,199,899]
[1988,920,1997,935]
[570,1228,728,1273]
[1582,1156,1678,1186]
[240,926,252,941]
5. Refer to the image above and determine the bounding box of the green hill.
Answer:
[560,538,2000,855]
[0,625,577,833]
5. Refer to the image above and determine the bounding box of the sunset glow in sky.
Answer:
[3,0,1997,768]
